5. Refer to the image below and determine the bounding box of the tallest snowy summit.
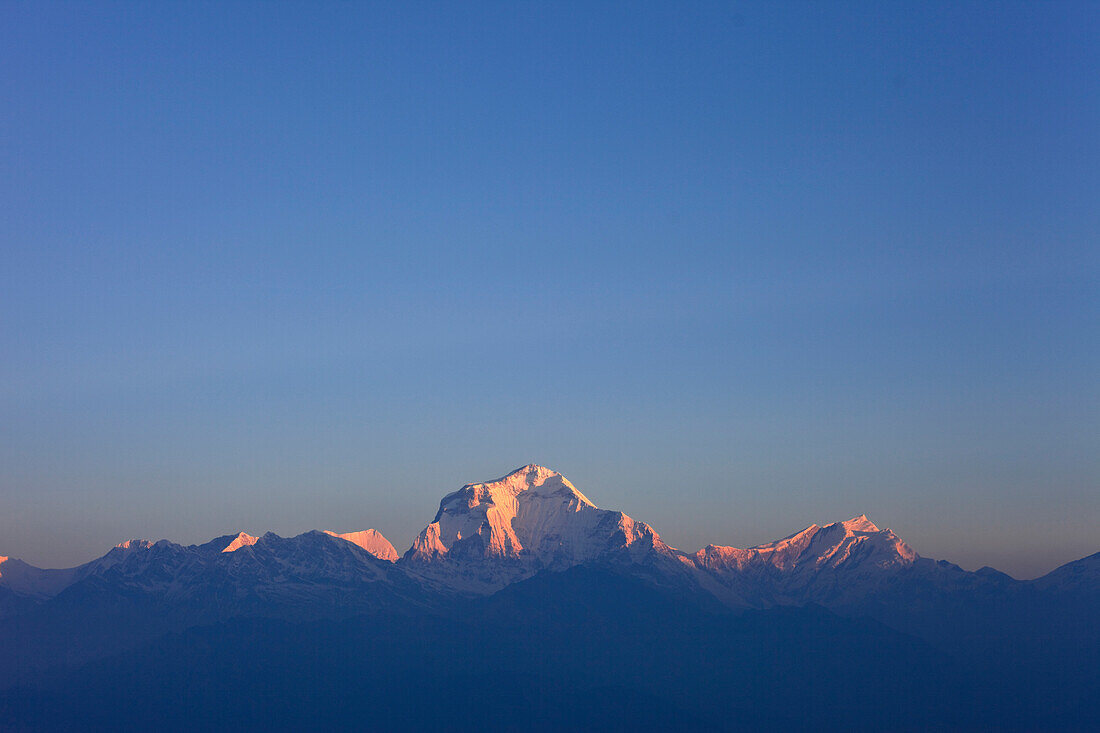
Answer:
[406,464,657,567]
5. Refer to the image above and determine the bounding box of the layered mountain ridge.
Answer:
[1,462,1097,723]
[0,463,1093,623]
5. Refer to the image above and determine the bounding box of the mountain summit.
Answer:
[404,464,664,590]
[408,464,595,558]
[0,463,1095,732]
[695,514,916,574]
[324,529,399,562]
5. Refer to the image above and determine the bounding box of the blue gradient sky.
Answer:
[2,2,1097,578]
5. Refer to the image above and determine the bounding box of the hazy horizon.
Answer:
[3,2,1098,580]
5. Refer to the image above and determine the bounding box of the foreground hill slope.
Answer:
[0,569,969,731]
[2,567,1094,732]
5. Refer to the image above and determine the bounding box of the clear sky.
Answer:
[2,1,1097,579]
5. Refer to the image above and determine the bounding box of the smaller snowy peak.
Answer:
[694,515,917,574]
[221,532,259,553]
[803,517,917,568]
[324,529,399,562]
[115,539,155,551]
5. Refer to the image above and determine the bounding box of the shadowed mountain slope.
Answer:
[0,464,1096,730]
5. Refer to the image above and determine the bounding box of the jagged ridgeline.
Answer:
[0,465,1097,731]
[0,464,929,609]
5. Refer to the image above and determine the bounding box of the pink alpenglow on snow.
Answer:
[693,514,918,573]
[324,529,400,562]
[406,464,659,565]
[221,533,260,553]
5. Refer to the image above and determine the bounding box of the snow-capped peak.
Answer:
[838,514,881,533]
[324,529,399,562]
[221,532,259,553]
[405,464,660,584]
[464,464,596,508]
[694,514,917,575]
[115,539,154,551]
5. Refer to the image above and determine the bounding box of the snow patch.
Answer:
[221,532,259,553]
[324,529,399,562]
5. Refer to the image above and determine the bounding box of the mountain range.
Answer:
[1,464,1097,731]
